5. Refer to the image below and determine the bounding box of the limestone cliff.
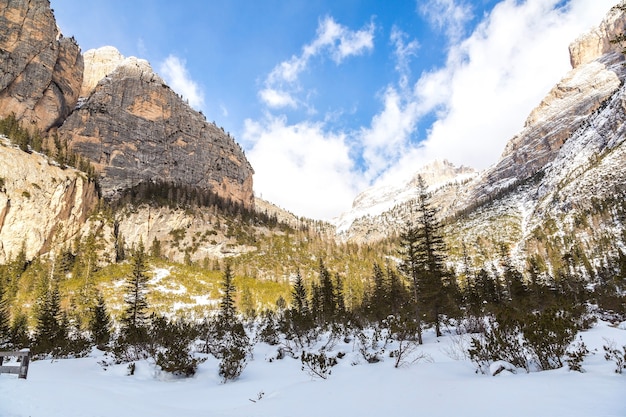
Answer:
[58,50,254,207]
[0,0,83,133]
[464,4,626,205]
[0,137,98,263]
[0,0,254,210]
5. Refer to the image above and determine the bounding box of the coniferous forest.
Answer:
[1,120,625,380]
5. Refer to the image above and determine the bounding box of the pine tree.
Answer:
[318,259,336,324]
[399,175,450,340]
[0,279,10,348]
[122,240,149,330]
[115,240,150,361]
[90,293,112,348]
[219,263,236,323]
[215,263,249,382]
[33,283,66,356]
[291,270,309,317]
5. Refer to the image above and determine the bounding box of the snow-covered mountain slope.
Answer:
[334,160,476,236]
[336,5,626,273]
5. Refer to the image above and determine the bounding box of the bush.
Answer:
[566,337,589,372]
[301,351,337,379]
[150,316,200,377]
[522,308,578,370]
[603,340,626,374]
[468,315,528,374]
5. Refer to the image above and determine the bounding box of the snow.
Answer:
[1,321,625,417]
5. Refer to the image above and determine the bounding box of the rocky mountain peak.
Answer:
[0,0,255,210]
[80,46,125,96]
[569,3,626,68]
[0,0,83,133]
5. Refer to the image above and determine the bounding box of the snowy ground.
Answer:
[1,321,625,417]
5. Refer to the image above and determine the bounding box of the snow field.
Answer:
[1,320,625,417]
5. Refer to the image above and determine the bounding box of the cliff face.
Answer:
[0,0,83,133]
[58,51,254,207]
[0,0,254,209]
[465,6,626,204]
[338,3,626,258]
[0,137,98,263]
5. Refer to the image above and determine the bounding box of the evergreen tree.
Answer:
[90,293,112,348]
[215,263,250,382]
[291,270,309,318]
[115,240,150,361]
[9,311,30,350]
[122,240,149,330]
[0,279,10,348]
[318,259,336,324]
[33,282,67,356]
[218,263,237,323]
[398,221,423,343]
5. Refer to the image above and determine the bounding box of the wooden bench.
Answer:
[0,349,31,379]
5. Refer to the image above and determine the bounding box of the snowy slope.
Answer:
[1,322,625,417]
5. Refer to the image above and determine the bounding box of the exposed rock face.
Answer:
[335,160,476,241]
[58,53,254,207]
[80,46,124,97]
[339,4,626,249]
[464,6,626,205]
[0,0,83,132]
[569,4,626,68]
[0,138,98,263]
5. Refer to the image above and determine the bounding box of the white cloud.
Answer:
[243,116,363,220]
[377,0,617,187]
[390,27,420,88]
[158,55,205,110]
[247,0,616,220]
[419,0,474,43]
[260,16,375,108]
[258,88,298,109]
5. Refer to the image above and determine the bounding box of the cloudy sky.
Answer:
[51,0,616,220]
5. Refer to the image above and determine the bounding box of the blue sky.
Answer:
[51,0,616,219]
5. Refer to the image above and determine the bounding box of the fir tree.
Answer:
[215,263,250,382]
[90,293,112,348]
[0,279,10,348]
[115,240,150,361]
[33,283,66,356]
[122,240,149,330]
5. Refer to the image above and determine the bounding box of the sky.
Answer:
[51,0,617,220]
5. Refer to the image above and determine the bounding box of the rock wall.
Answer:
[464,6,626,204]
[58,54,254,207]
[0,0,83,133]
[0,138,98,262]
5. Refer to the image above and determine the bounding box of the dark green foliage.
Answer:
[301,350,337,379]
[522,307,578,370]
[468,314,528,374]
[468,306,582,373]
[218,323,249,382]
[149,315,200,377]
[90,293,112,348]
[122,240,149,330]
[603,341,626,374]
[566,337,589,372]
[398,176,451,340]
[0,279,9,348]
[209,264,250,382]
[257,310,280,345]
[8,312,30,350]
[115,240,151,361]
[33,283,66,356]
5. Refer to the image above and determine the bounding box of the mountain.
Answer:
[0,0,253,207]
[334,160,476,239]
[58,46,254,205]
[0,0,83,133]
[338,4,626,274]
